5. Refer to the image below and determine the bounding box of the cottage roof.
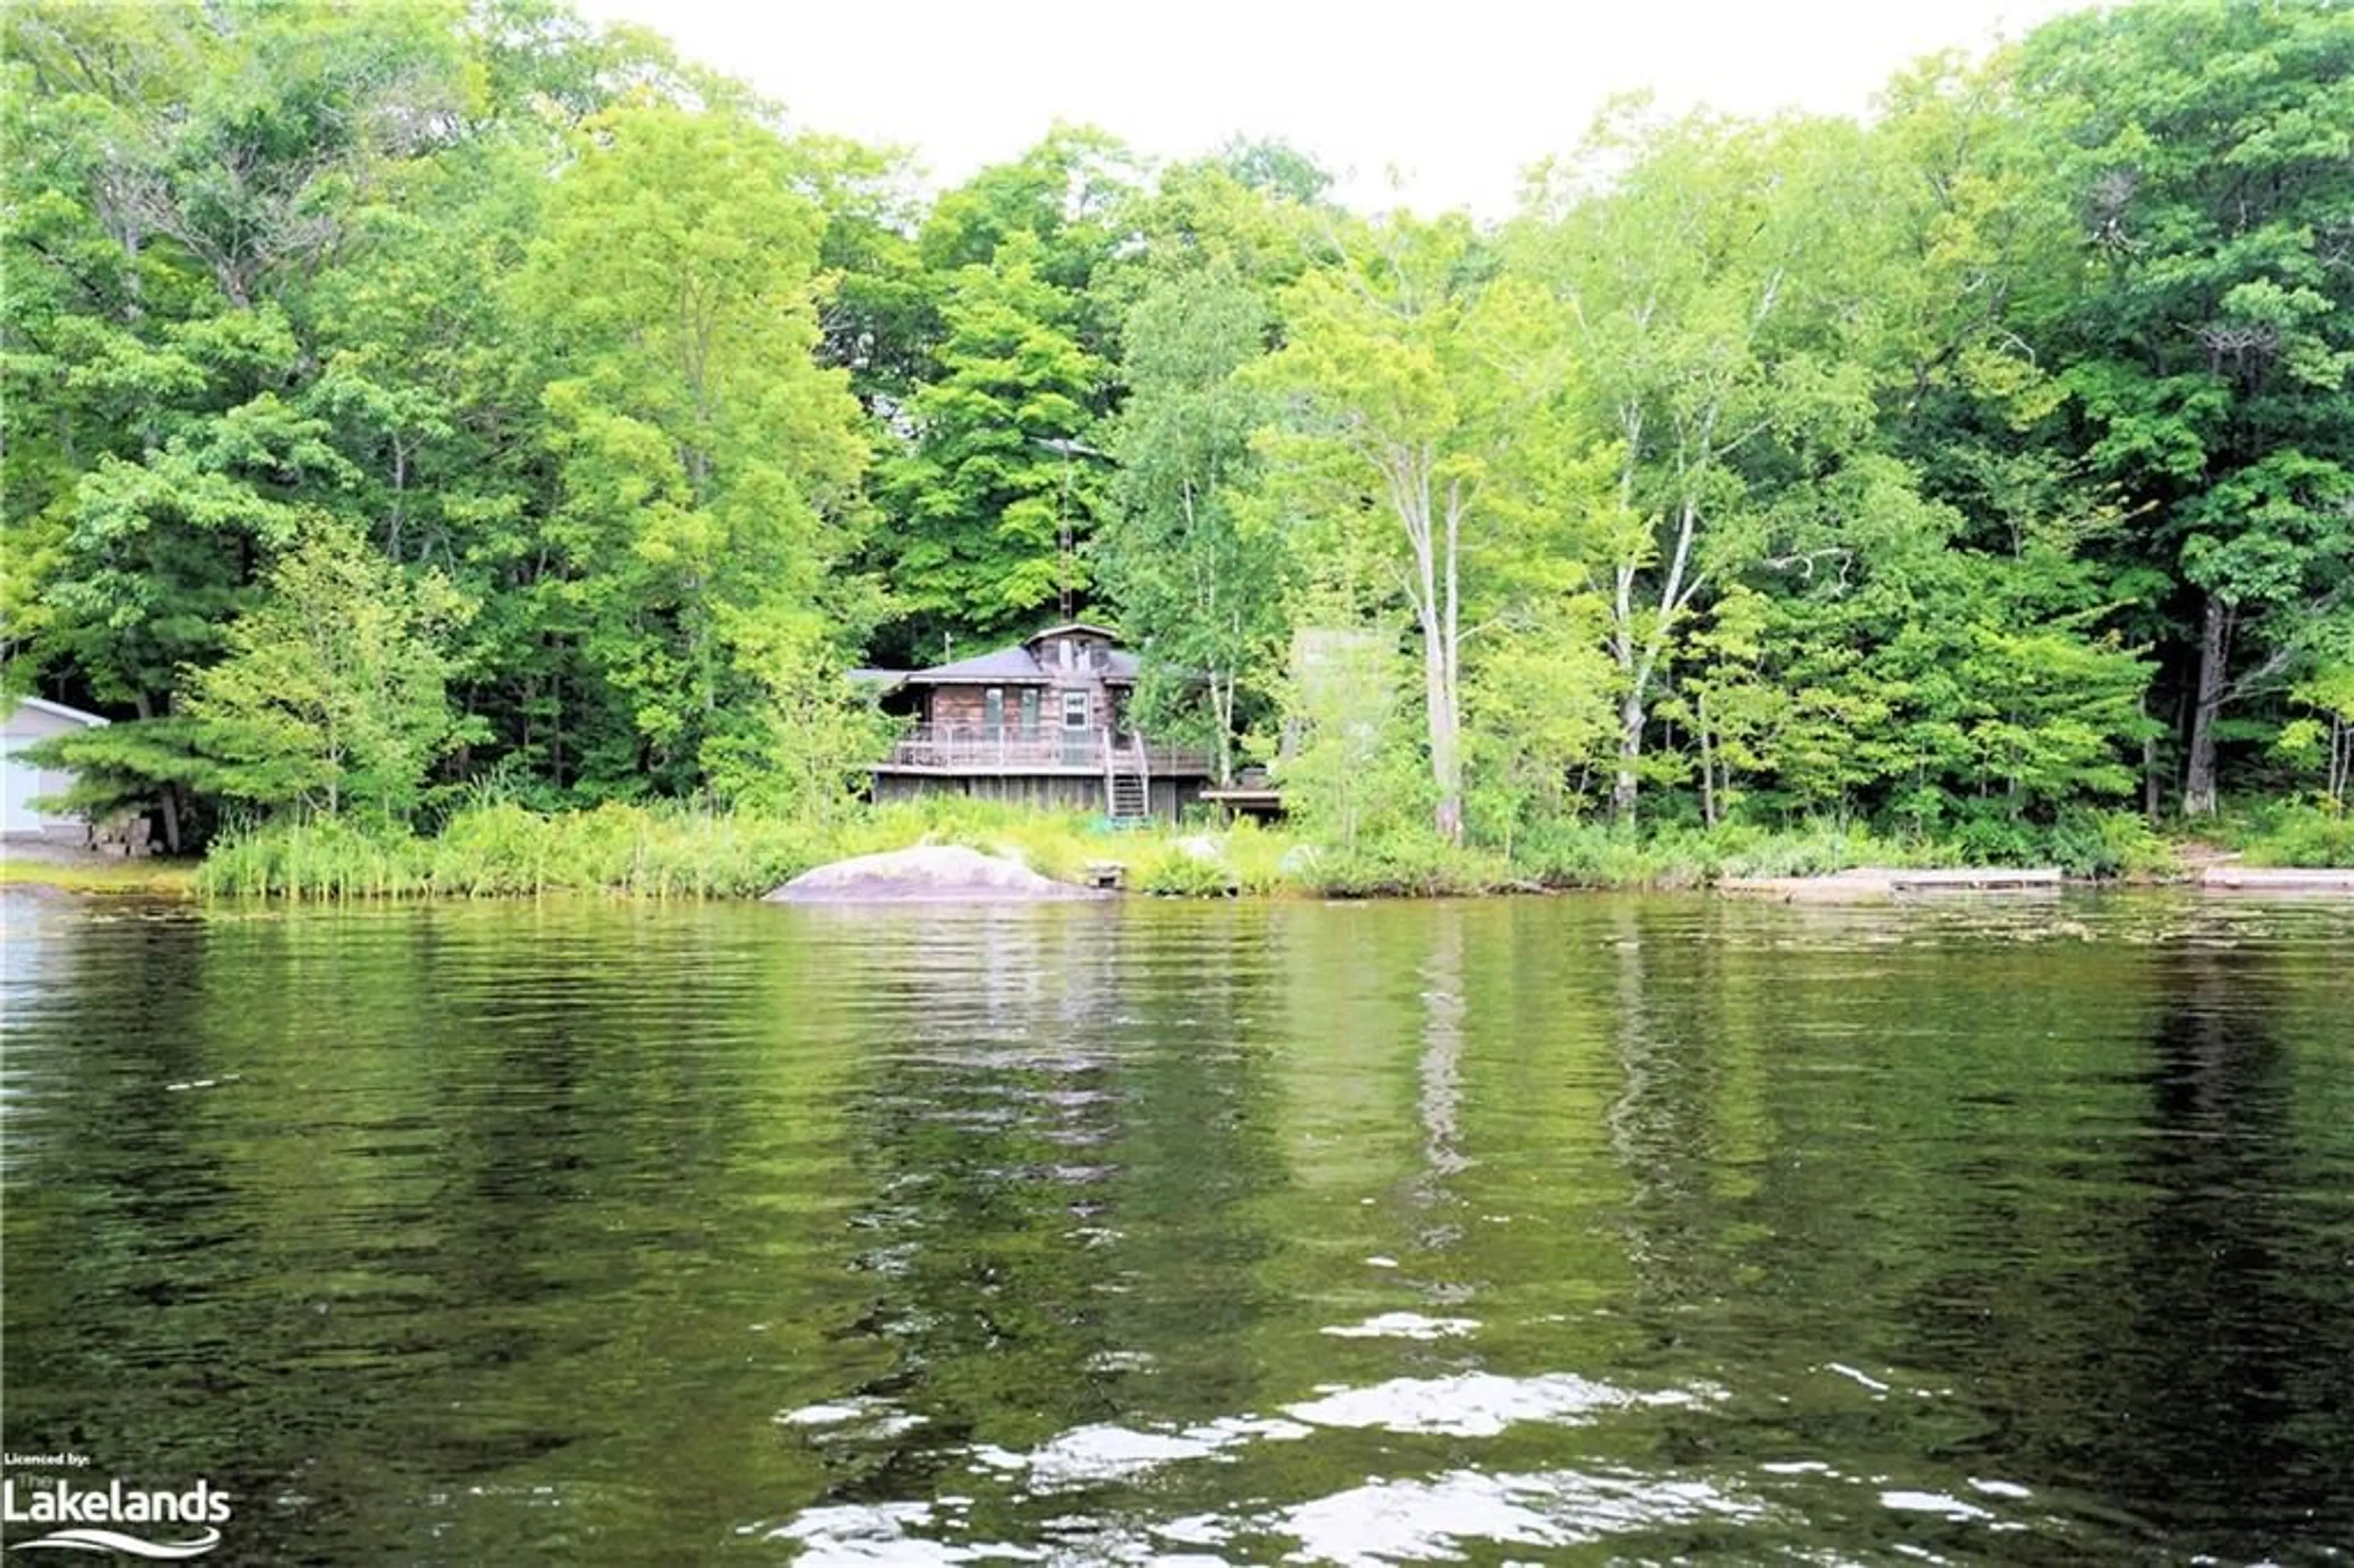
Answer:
[1021,622,1121,646]
[912,645,1055,684]
[896,625,1142,686]
[4,696,108,729]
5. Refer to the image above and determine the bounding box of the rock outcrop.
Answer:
[763,845,1109,904]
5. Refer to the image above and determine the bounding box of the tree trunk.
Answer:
[1407,473,1465,848]
[1698,688,1717,829]
[1211,671,1236,788]
[2182,593,2230,817]
[158,783,184,857]
[1423,618,1462,845]
[1613,691,1644,823]
[132,691,185,855]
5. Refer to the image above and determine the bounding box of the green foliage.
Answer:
[703,626,891,822]
[514,101,869,799]
[12,0,2352,877]
[1099,264,1290,781]
[1509,818,1920,889]
[182,525,479,824]
[4,0,468,715]
[196,802,832,900]
[1130,845,1240,897]
[859,131,1140,661]
[2235,803,2354,870]
[1209,818,1297,897]
[1271,628,1430,861]
[1298,834,1505,899]
[2017,0,2354,811]
[2276,614,2354,806]
[193,796,1312,901]
[1255,210,1522,843]
[2041,809,2177,880]
[18,715,212,836]
[878,233,1110,649]
[1509,109,1893,821]
[1743,493,2155,828]
[1462,604,1618,851]
[0,855,194,897]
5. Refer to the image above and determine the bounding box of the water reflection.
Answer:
[2084,938,2346,1549]
[787,904,1303,1526]
[1409,905,1468,1235]
[2,892,2350,1562]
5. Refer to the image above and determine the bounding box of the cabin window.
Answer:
[1019,688,1040,738]
[1062,690,1089,730]
[983,687,1004,737]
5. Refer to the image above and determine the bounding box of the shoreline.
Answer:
[9,865,2352,905]
[0,854,200,899]
[16,813,2350,905]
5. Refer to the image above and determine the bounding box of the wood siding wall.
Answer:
[920,683,1126,733]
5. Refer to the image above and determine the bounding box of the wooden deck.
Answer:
[875,725,1213,777]
[1200,785,1286,822]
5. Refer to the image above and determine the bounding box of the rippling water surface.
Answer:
[3,891,2352,1564]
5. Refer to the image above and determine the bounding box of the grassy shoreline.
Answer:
[0,855,200,897]
[10,799,2337,905]
[4,797,2341,905]
[172,797,2272,902]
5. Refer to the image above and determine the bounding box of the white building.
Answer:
[2,697,107,839]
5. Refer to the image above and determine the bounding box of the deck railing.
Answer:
[880,724,1211,775]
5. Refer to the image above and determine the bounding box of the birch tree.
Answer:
[1255,213,1509,845]
[1511,112,1884,821]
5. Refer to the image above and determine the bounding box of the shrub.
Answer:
[2042,809,2177,879]
[1132,844,1240,897]
[1303,831,1504,896]
[2239,803,2354,868]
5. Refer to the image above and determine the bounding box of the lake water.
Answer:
[2,890,2350,1564]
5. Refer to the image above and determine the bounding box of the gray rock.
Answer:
[764,844,1110,904]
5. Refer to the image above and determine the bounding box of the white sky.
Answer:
[568,0,2087,217]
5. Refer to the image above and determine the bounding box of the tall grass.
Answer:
[197,798,1234,900]
[197,803,829,900]
[0,854,198,897]
[195,796,2176,901]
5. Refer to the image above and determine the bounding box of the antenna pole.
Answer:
[1058,444,1074,618]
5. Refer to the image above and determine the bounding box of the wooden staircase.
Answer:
[1102,732,1151,824]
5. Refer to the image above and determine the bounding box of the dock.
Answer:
[1718,867,2062,902]
[2200,866,2354,893]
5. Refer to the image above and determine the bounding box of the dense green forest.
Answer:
[5,0,2350,883]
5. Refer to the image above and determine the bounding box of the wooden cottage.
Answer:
[861,623,1213,822]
